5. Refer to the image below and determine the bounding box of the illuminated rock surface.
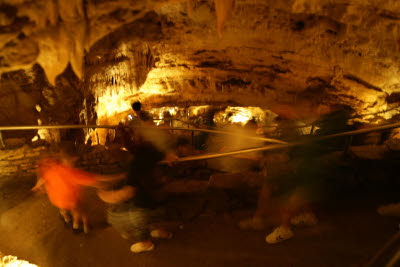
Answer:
[1,0,400,126]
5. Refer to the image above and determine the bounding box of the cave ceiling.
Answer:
[1,0,400,126]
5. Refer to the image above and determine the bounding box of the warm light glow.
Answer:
[188,105,210,116]
[85,129,101,146]
[351,101,400,124]
[231,112,251,124]
[1,255,39,267]
[351,92,400,124]
[139,68,180,96]
[97,88,132,120]
[37,129,47,140]
[229,108,251,124]
[85,42,183,142]
[91,50,135,125]
[149,106,179,126]
[214,106,268,125]
[366,101,399,120]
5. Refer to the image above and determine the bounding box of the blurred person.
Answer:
[238,145,320,243]
[97,140,176,253]
[128,101,178,156]
[130,101,153,126]
[32,145,125,234]
[240,105,354,244]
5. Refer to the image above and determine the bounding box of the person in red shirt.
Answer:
[33,151,126,234]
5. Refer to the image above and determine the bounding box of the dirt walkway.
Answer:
[0,174,398,267]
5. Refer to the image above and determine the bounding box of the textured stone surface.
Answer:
[1,0,400,125]
[0,144,129,177]
[0,145,45,176]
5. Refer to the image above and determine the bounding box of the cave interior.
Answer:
[1,0,400,266]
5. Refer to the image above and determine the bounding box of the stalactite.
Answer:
[187,0,194,17]
[20,0,88,84]
[214,0,234,37]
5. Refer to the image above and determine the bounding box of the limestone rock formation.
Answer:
[1,0,400,127]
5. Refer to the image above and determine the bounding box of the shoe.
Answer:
[265,226,293,244]
[130,241,155,253]
[73,222,80,230]
[150,229,173,239]
[238,217,265,230]
[83,224,90,234]
[290,212,318,227]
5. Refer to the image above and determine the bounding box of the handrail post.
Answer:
[344,135,353,155]
[186,105,194,148]
[0,131,5,149]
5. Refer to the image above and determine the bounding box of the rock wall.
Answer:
[2,0,400,128]
[0,145,129,177]
[76,146,130,175]
[82,0,400,123]
[0,145,45,176]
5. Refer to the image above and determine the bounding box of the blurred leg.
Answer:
[280,192,304,227]
[254,183,274,218]
[60,209,71,224]
[71,209,81,230]
[239,182,276,230]
[81,214,89,234]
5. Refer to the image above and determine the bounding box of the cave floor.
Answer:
[0,174,399,267]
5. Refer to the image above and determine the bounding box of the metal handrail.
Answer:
[162,121,400,163]
[260,105,400,130]
[0,125,117,130]
[1,121,400,162]
[143,126,288,144]
[0,124,287,145]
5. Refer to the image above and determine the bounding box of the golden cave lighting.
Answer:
[188,105,210,116]
[214,106,267,126]
[97,88,132,120]
[149,106,179,126]
[85,129,97,145]
[138,67,180,96]
[351,101,400,124]
[352,93,400,123]
[1,255,39,267]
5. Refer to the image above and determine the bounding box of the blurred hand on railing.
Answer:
[164,151,179,166]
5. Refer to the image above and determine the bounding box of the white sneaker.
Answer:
[290,212,318,227]
[265,226,293,244]
[130,241,155,253]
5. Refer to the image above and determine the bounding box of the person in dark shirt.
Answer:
[125,141,165,208]
[98,141,173,253]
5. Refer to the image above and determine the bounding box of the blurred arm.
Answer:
[97,186,136,204]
